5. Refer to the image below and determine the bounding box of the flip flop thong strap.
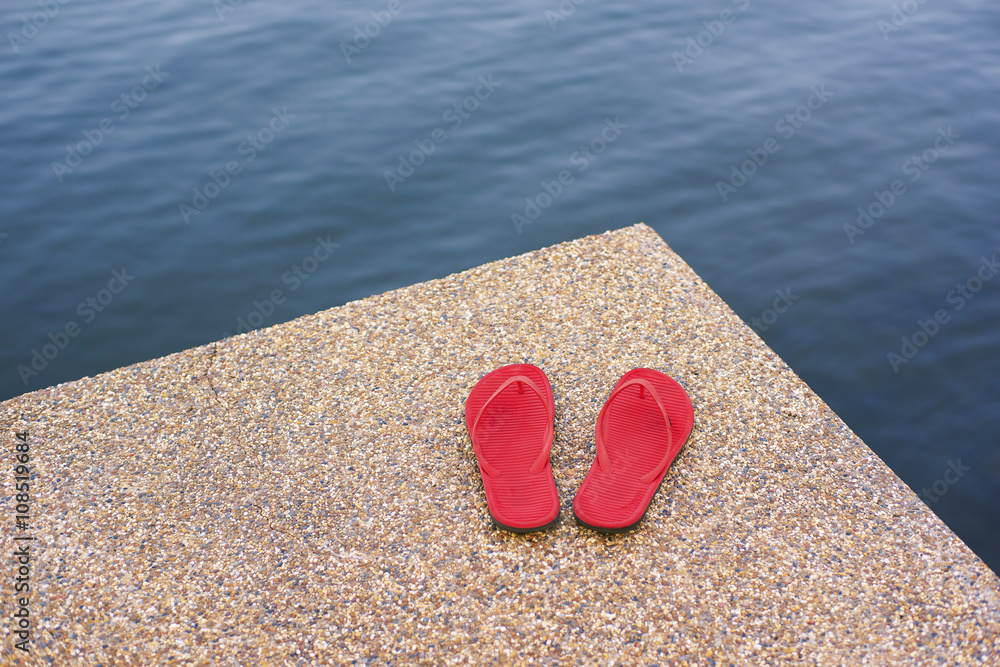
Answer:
[472,374,554,479]
[595,377,674,484]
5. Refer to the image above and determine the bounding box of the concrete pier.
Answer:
[2,223,998,665]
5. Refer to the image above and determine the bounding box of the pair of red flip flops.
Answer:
[464,364,694,533]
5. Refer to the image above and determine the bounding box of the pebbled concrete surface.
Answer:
[2,223,998,665]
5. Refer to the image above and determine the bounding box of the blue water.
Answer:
[1,0,998,570]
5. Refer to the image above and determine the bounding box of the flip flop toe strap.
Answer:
[595,377,674,484]
[472,375,554,479]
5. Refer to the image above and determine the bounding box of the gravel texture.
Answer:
[2,223,998,665]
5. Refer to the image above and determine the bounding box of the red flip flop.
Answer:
[465,364,560,533]
[573,368,694,533]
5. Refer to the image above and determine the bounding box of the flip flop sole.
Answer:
[492,514,561,534]
[465,364,561,532]
[573,368,694,532]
